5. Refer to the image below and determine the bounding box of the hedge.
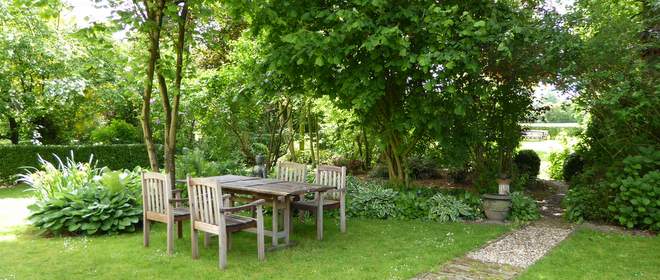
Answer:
[0,144,158,182]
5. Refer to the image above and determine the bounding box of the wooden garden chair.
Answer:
[186,177,266,269]
[291,165,347,240]
[276,161,307,183]
[141,172,190,255]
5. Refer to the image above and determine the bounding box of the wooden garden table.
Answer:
[180,175,333,250]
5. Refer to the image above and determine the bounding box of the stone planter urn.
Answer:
[482,194,511,222]
[482,176,512,221]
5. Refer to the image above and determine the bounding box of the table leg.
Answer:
[284,196,291,245]
[272,199,279,246]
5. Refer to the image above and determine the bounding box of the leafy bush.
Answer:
[0,144,157,182]
[367,164,389,179]
[20,154,142,235]
[394,190,432,220]
[90,120,142,144]
[427,193,481,222]
[548,149,570,180]
[509,192,541,223]
[563,181,611,223]
[407,157,440,180]
[608,149,660,231]
[562,153,584,182]
[513,149,541,179]
[346,177,398,219]
[176,148,247,179]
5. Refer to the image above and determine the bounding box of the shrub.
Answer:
[548,149,570,180]
[0,144,157,182]
[562,153,584,182]
[346,177,398,219]
[513,149,541,179]
[509,192,541,223]
[608,149,660,231]
[407,157,440,180]
[176,148,248,180]
[563,181,611,223]
[20,154,142,235]
[90,120,141,144]
[394,189,433,220]
[367,164,389,179]
[427,193,481,222]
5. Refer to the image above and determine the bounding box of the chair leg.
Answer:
[167,221,174,255]
[340,201,346,233]
[219,229,228,269]
[204,232,211,248]
[143,220,150,247]
[177,221,183,239]
[257,205,265,261]
[227,233,232,251]
[191,229,199,259]
[317,196,324,240]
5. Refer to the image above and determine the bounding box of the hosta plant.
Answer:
[427,193,481,222]
[20,153,142,235]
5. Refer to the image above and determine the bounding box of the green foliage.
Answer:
[509,192,541,223]
[562,153,584,182]
[346,177,398,219]
[548,149,570,180]
[514,150,541,179]
[20,154,142,235]
[608,148,660,231]
[90,120,141,144]
[393,190,433,220]
[427,193,481,222]
[406,157,440,180]
[0,144,157,182]
[563,180,611,223]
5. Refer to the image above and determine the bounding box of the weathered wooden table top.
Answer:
[178,175,333,197]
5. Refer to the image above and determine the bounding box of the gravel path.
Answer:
[466,226,573,268]
[412,180,574,279]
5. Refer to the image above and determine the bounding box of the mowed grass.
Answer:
[518,228,660,280]
[0,186,507,280]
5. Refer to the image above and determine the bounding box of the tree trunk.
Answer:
[361,124,371,169]
[308,107,316,166]
[299,103,306,151]
[140,0,166,172]
[7,116,19,144]
[286,102,296,161]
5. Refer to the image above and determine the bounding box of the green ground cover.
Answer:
[0,186,507,280]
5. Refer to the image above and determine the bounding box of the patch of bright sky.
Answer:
[64,0,576,103]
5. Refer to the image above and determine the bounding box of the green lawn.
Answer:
[519,228,660,280]
[0,186,507,280]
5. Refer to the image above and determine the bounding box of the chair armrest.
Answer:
[219,199,266,214]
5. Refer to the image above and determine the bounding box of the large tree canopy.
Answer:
[233,0,561,182]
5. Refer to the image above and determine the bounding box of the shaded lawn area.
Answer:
[0,186,507,279]
[519,228,660,280]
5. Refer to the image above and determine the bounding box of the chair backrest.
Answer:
[142,172,172,215]
[187,177,223,226]
[315,165,346,199]
[276,161,307,183]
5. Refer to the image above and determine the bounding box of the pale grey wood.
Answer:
[272,199,279,246]
[142,172,189,255]
[204,232,211,248]
[256,204,265,261]
[284,196,291,244]
[276,161,307,183]
[292,165,347,239]
[187,176,266,268]
[316,194,324,240]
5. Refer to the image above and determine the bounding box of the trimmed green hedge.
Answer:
[0,144,157,182]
